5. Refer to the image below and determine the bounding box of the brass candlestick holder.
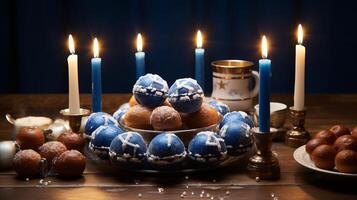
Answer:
[247,127,280,180]
[60,108,90,133]
[285,107,310,148]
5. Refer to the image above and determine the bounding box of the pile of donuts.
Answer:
[306,125,357,173]
[115,73,223,131]
[13,126,86,179]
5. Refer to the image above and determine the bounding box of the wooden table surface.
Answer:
[0,94,357,200]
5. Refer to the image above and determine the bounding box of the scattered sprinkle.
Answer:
[191,192,194,195]
[39,179,44,184]
[134,180,140,185]
[200,194,204,198]
[210,197,214,200]
[273,197,279,200]
[271,193,275,197]
[185,185,189,189]
[182,191,187,195]
[206,193,211,198]
[226,191,230,195]
[44,182,48,186]
[185,176,189,180]
[201,190,205,194]
[25,178,29,182]
[138,193,142,198]
[212,179,216,183]
[180,194,185,198]
[158,188,164,193]
[255,177,261,182]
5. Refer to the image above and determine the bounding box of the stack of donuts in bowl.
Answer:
[306,125,357,173]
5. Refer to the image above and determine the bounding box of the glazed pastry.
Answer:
[184,104,220,129]
[89,124,124,158]
[352,127,357,139]
[311,144,336,170]
[207,99,230,116]
[124,105,153,129]
[168,78,204,113]
[219,121,252,155]
[333,135,357,152]
[315,130,336,145]
[13,150,42,178]
[57,132,85,151]
[147,133,186,165]
[133,73,169,108]
[150,106,182,131]
[219,111,254,129]
[335,150,357,173]
[109,132,147,163]
[305,138,328,155]
[54,150,86,178]
[84,112,118,136]
[16,127,45,151]
[329,125,351,138]
[38,141,67,165]
[188,131,227,163]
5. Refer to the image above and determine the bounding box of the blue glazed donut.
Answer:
[89,124,124,158]
[219,121,253,155]
[147,133,186,165]
[219,111,254,129]
[113,103,130,120]
[207,99,230,116]
[133,73,169,108]
[188,131,227,163]
[109,132,147,163]
[168,78,204,113]
[84,112,118,136]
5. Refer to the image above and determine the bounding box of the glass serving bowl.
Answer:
[118,115,221,146]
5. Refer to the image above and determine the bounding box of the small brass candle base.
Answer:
[247,127,280,180]
[60,108,90,133]
[285,107,310,148]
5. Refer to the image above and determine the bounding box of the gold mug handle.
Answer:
[250,70,259,98]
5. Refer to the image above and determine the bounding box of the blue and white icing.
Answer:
[207,99,230,116]
[168,78,204,113]
[147,133,186,165]
[85,112,118,136]
[188,131,227,162]
[89,124,124,157]
[133,73,169,107]
[109,132,147,163]
[219,111,254,129]
[113,103,130,120]
[219,121,253,155]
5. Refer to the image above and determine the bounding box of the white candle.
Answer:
[294,24,306,111]
[67,34,80,114]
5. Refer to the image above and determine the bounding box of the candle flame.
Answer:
[298,24,303,44]
[93,38,99,58]
[196,30,203,48]
[68,34,75,54]
[261,35,268,59]
[137,33,143,52]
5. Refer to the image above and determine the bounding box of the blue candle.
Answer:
[258,36,271,133]
[195,30,205,90]
[135,33,145,79]
[91,38,102,112]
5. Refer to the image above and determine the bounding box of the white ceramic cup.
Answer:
[211,60,259,111]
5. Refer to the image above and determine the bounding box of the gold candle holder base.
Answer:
[60,108,91,133]
[247,127,280,180]
[285,107,310,148]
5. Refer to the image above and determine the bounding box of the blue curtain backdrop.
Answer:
[0,0,356,93]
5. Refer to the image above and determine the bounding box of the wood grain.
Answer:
[1,94,357,200]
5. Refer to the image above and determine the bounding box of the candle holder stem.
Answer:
[285,107,310,148]
[60,108,90,133]
[247,127,280,180]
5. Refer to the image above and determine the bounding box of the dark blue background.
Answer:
[1,0,356,94]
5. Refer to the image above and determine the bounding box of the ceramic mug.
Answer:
[211,60,259,111]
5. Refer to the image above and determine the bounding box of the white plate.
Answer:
[293,145,357,177]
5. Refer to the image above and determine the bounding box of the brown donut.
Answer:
[13,150,42,178]
[315,130,336,145]
[16,127,45,151]
[54,150,86,178]
[306,138,328,155]
[333,135,357,153]
[38,141,67,165]
[311,144,336,170]
[124,105,153,129]
[335,150,357,173]
[150,106,182,131]
[184,104,220,129]
[329,125,351,138]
